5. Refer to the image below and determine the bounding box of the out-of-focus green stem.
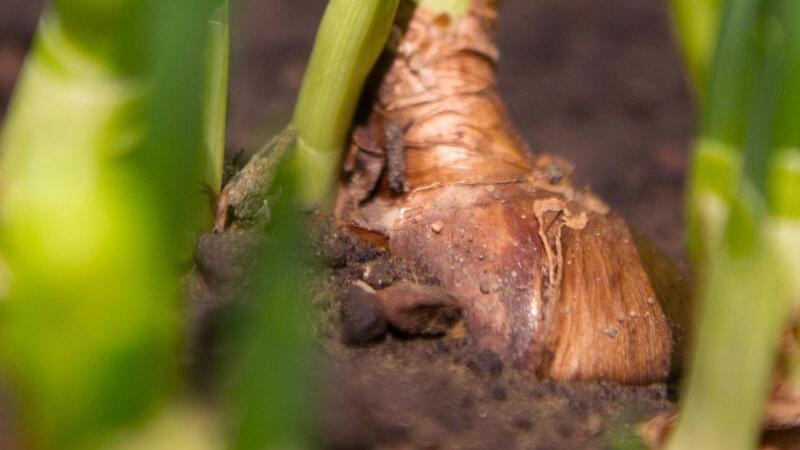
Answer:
[289,0,399,206]
[767,0,800,220]
[701,0,762,148]
[667,199,793,450]
[766,0,800,398]
[669,1,800,449]
[142,0,224,247]
[670,0,722,93]
[222,137,313,450]
[686,138,743,257]
[769,151,800,218]
[204,1,230,193]
[0,1,217,448]
[686,0,763,260]
[683,0,759,247]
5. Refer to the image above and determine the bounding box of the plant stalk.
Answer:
[669,0,722,92]
[289,0,399,206]
[204,0,230,193]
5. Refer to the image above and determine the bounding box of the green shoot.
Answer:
[204,1,230,193]
[766,0,800,221]
[289,0,399,206]
[667,194,794,450]
[686,0,763,261]
[669,0,722,93]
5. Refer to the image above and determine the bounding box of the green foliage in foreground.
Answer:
[0,0,225,448]
[221,137,315,450]
[668,0,800,449]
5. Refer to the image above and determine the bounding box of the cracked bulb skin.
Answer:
[335,0,687,383]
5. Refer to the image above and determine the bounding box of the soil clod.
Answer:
[376,281,462,336]
[467,349,504,379]
[340,281,388,346]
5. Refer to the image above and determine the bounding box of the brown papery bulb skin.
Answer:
[335,0,688,384]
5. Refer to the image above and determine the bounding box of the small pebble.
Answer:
[604,326,619,338]
[431,221,444,233]
[479,281,491,294]
[340,282,388,346]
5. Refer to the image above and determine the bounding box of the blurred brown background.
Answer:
[0,0,693,263]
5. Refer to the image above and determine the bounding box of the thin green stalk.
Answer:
[766,0,800,220]
[289,0,399,206]
[687,0,764,260]
[670,0,723,92]
[669,189,797,450]
[204,1,230,193]
[701,0,763,148]
[667,198,793,450]
[766,0,800,396]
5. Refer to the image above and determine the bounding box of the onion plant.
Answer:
[0,0,226,448]
[667,0,800,448]
[204,1,230,194]
[288,0,399,206]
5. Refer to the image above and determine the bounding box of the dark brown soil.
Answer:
[0,0,693,448]
[304,222,674,449]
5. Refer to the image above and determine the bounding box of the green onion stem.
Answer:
[204,0,230,193]
[686,0,764,260]
[669,0,722,93]
[289,0,399,207]
[766,0,800,397]
[667,200,794,450]
[767,0,800,220]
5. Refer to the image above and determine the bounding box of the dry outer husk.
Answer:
[334,0,689,383]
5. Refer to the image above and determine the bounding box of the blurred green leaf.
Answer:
[0,1,223,448]
[220,132,315,450]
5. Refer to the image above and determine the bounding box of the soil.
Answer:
[1,0,695,448]
[304,222,675,449]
